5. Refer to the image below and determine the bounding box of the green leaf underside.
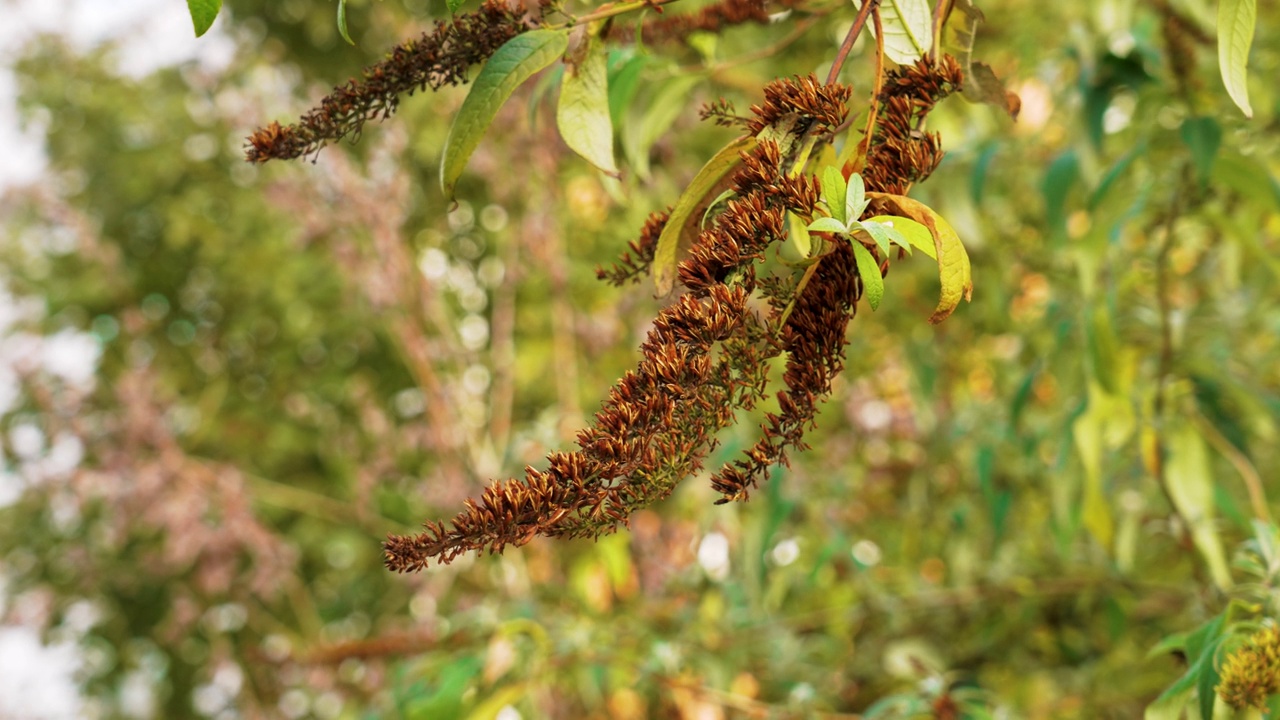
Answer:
[822,166,847,224]
[186,0,222,37]
[870,0,935,66]
[653,135,756,295]
[851,242,884,310]
[446,0,467,15]
[866,215,933,258]
[557,34,619,176]
[1217,0,1256,118]
[441,29,569,201]
[845,172,867,222]
[858,220,909,255]
[337,0,355,45]
[807,217,848,234]
[866,194,972,323]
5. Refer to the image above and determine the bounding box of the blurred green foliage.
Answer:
[1,0,1278,718]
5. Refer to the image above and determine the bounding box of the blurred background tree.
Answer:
[0,0,1277,717]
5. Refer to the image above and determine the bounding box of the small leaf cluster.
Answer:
[805,168,910,311]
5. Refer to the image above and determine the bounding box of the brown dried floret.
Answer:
[246,0,529,163]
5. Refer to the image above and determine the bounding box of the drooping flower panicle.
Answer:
[388,60,963,571]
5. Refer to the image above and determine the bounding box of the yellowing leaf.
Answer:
[1218,0,1256,118]
[787,211,812,260]
[652,135,755,295]
[861,0,934,66]
[851,242,884,310]
[866,193,972,323]
[557,32,618,176]
[441,29,569,201]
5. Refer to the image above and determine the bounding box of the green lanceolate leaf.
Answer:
[864,0,934,65]
[821,166,848,224]
[866,215,930,257]
[1181,116,1222,187]
[607,53,648,124]
[866,194,972,323]
[653,135,756,295]
[187,0,222,37]
[441,29,569,201]
[1217,0,1256,117]
[851,242,884,310]
[447,0,467,14]
[557,32,619,176]
[337,0,355,45]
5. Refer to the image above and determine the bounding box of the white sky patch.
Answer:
[0,0,235,189]
[0,626,85,719]
[697,531,731,581]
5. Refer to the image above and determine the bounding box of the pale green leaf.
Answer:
[821,166,847,224]
[865,193,972,323]
[622,74,702,179]
[557,35,618,176]
[1166,422,1233,590]
[441,29,569,201]
[652,135,755,295]
[851,242,884,310]
[186,0,222,37]
[862,0,934,65]
[787,211,812,260]
[845,172,867,221]
[1143,686,1192,720]
[1073,383,1116,551]
[465,683,530,720]
[807,217,849,234]
[337,0,355,45]
[1217,0,1256,118]
[447,0,466,14]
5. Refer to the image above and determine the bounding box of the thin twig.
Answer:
[552,0,683,29]
[930,0,952,61]
[826,0,878,84]
[848,7,886,172]
[1192,409,1273,524]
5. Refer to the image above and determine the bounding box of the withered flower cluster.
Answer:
[386,62,961,571]
[862,55,964,196]
[245,0,530,163]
